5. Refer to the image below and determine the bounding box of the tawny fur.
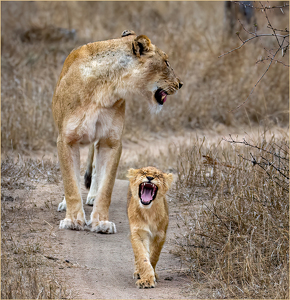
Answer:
[52,30,182,233]
[127,166,173,288]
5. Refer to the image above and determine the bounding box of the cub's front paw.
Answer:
[136,276,156,289]
[59,217,85,230]
[91,221,116,234]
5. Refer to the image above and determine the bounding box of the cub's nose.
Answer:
[179,81,183,89]
[146,176,154,181]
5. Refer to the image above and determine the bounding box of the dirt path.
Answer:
[4,126,287,298]
[48,179,192,299]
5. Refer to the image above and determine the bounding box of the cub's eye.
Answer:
[165,60,170,67]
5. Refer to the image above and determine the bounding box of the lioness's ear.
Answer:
[165,173,174,189]
[127,168,138,179]
[132,35,152,57]
[121,30,136,37]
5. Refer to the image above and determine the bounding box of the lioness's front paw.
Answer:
[57,198,67,211]
[133,271,140,279]
[59,218,85,230]
[91,221,116,234]
[85,195,95,206]
[136,277,156,289]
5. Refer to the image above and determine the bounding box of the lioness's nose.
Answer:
[179,82,183,89]
[146,176,154,181]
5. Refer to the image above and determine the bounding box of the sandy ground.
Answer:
[2,147,194,299]
[3,126,287,298]
[2,173,193,299]
[51,179,192,299]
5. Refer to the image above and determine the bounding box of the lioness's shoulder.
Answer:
[58,30,138,81]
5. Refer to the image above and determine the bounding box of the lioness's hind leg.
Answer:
[84,143,94,189]
[90,138,122,234]
[57,197,66,211]
[86,143,98,206]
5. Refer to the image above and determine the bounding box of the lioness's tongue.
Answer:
[141,189,153,204]
[161,91,167,103]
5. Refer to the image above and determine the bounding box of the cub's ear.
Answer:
[132,35,152,57]
[127,168,138,179]
[121,30,136,37]
[165,173,174,189]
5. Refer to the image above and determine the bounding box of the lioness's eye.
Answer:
[165,61,170,67]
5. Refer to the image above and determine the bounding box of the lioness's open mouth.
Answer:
[139,182,158,205]
[154,88,168,105]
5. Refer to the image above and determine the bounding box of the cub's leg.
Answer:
[131,229,156,288]
[150,233,167,280]
[57,138,86,230]
[89,137,122,234]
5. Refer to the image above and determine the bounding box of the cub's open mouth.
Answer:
[154,88,168,105]
[139,182,158,205]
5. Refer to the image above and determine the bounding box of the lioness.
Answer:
[52,30,182,233]
[127,166,173,288]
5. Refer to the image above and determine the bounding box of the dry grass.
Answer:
[1,2,289,151]
[1,234,69,299]
[1,2,288,298]
[117,142,178,179]
[171,130,289,298]
[1,156,70,299]
[1,154,61,189]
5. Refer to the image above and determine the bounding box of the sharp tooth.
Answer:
[161,95,166,100]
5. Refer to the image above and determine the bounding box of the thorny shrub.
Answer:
[172,132,289,298]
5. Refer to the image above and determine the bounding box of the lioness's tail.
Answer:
[84,144,94,189]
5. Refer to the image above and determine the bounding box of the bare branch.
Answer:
[260,1,281,48]
[224,135,289,161]
[218,34,288,58]
[233,1,289,11]
[219,1,289,111]
[260,156,289,179]
[256,57,290,67]
[229,48,280,112]
[224,135,289,192]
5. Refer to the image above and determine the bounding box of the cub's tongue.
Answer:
[141,189,153,204]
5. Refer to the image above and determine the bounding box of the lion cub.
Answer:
[127,166,173,288]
